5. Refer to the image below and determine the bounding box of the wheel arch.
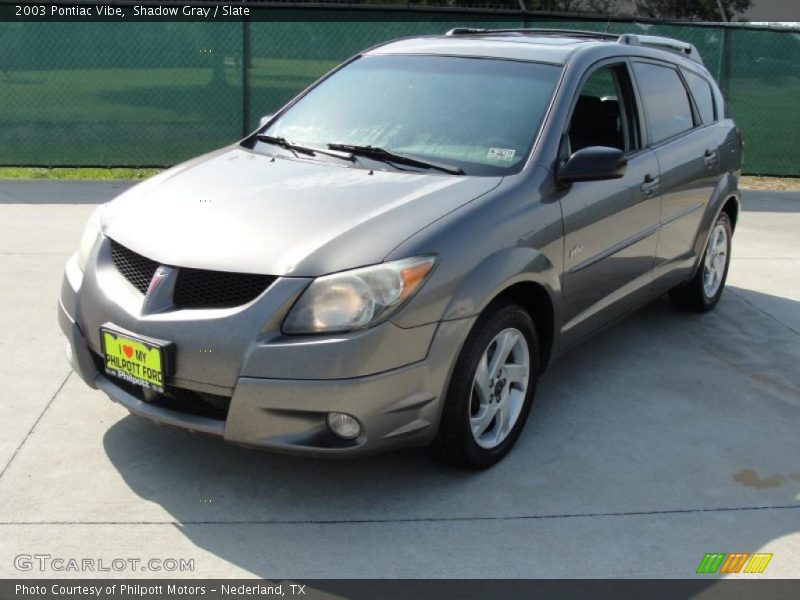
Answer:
[441,247,561,373]
[721,194,740,231]
[691,177,741,273]
[489,281,555,373]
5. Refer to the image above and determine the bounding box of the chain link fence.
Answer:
[1,9,799,175]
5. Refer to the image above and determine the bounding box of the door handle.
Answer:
[703,149,718,167]
[641,174,660,196]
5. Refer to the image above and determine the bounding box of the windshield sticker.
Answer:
[487,147,516,162]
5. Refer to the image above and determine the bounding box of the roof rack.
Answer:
[618,34,704,65]
[445,28,619,40]
[444,28,704,65]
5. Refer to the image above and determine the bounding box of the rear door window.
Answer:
[682,69,717,125]
[633,62,695,144]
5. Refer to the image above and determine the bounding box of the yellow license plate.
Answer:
[101,328,166,393]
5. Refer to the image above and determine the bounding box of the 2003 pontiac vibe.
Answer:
[59,29,742,468]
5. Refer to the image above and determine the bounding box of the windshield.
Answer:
[254,54,562,176]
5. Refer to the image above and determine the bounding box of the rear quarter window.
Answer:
[682,69,717,125]
[633,62,695,144]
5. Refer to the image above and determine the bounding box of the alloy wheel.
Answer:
[469,328,530,449]
[703,223,729,298]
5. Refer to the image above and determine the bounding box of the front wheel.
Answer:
[431,300,539,469]
[669,212,733,312]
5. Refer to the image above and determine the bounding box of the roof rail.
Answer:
[443,28,704,65]
[445,28,619,40]
[618,34,704,65]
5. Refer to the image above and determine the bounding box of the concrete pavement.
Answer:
[0,181,798,579]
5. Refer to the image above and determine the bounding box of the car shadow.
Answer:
[102,288,800,579]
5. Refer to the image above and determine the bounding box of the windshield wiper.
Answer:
[257,135,354,161]
[257,134,315,157]
[327,144,465,175]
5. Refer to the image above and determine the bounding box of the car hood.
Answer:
[103,147,502,277]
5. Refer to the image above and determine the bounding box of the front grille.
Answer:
[155,387,231,420]
[110,239,158,294]
[92,352,231,421]
[108,239,276,309]
[174,267,275,309]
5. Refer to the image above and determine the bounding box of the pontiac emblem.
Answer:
[147,266,168,295]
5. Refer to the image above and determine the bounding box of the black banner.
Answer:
[0,1,799,24]
[4,580,800,600]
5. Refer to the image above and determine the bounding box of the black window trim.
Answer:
[623,57,650,160]
[630,57,705,149]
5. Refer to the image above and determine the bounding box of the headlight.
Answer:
[283,256,437,334]
[77,205,105,272]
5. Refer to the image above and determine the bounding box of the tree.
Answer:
[525,0,624,12]
[634,0,753,21]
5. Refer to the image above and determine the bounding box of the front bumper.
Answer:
[59,249,475,456]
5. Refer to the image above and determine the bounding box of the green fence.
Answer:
[2,11,799,175]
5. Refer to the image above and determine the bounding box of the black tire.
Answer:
[431,300,539,469]
[668,212,733,312]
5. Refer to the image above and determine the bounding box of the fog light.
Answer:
[327,412,361,440]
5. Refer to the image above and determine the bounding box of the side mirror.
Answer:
[558,146,627,184]
[258,114,274,129]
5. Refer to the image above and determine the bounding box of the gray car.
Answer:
[59,29,742,468]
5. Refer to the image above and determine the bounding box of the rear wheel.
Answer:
[669,212,732,312]
[431,300,539,469]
